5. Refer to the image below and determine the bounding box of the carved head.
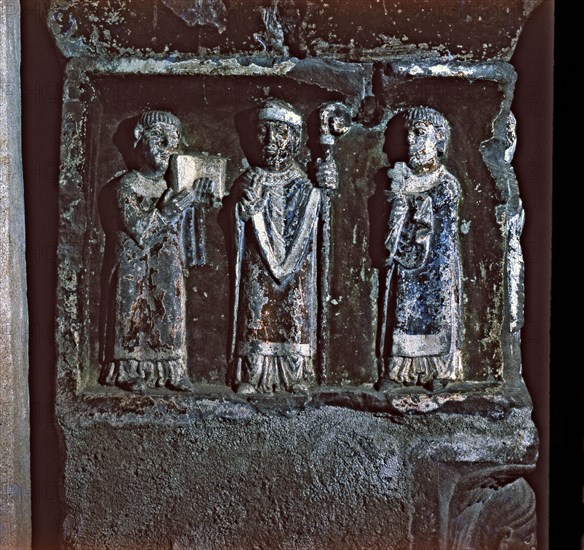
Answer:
[134,110,182,175]
[406,107,451,173]
[256,99,303,171]
[320,102,353,138]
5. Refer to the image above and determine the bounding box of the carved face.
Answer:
[329,112,351,136]
[408,120,440,172]
[141,123,181,174]
[258,120,298,171]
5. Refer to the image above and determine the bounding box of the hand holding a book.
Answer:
[159,175,215,220]
[192,177,214,204]
[158,187,196,221]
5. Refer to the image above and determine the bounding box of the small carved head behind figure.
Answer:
[255,99,303,171]
[320,102,353,138]
[133,110,182,175]
[406,107,451,173]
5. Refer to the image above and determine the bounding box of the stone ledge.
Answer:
[60,381,533,421]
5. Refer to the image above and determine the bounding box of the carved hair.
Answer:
[133,110,182,147]
[407,106,451,156]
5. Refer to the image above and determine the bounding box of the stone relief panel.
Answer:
[55,58,531,405]
[47,2,543,548]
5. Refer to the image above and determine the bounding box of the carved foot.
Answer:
[168,377,195,392]
[119,378,148,394]
[423,378,451,393]
[290,382,311,395]
[236,383,257,395]
[374,377,403,392]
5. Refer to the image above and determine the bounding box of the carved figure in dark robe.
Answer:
[378,107,463,391]
[231,99,339,394]
[100,110,211,393]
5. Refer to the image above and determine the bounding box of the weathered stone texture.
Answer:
[55,57,525,390]
[49,1,542,548]
[60,399,537,550]
[47,0,543,61]
[0,1,31,548]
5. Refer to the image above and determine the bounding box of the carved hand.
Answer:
[390,194,409,219]
[315,156,339,190]
[159,187,196,221]
[192,177,214,204]
[388,163,408,193]
[239,175,265,218]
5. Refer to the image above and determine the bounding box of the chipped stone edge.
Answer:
[47,0,536,63]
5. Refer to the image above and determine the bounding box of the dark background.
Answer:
[22,1,555,548]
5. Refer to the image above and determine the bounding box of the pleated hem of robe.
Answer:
[235,353,316,393]
[100,358,187,389]
[387,349,463,385]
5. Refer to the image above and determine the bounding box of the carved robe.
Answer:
[233,163,321,392]
[385,162,463,384]
[100,170,189,388]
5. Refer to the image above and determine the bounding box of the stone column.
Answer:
[0,0,31,548]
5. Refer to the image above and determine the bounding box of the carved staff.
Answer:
[379,194,409,366]
[317,102,352,384]
[379,155,416,366]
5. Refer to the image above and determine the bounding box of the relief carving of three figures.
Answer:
[99,100,463,395]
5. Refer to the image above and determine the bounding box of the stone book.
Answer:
[169,153,226,206]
